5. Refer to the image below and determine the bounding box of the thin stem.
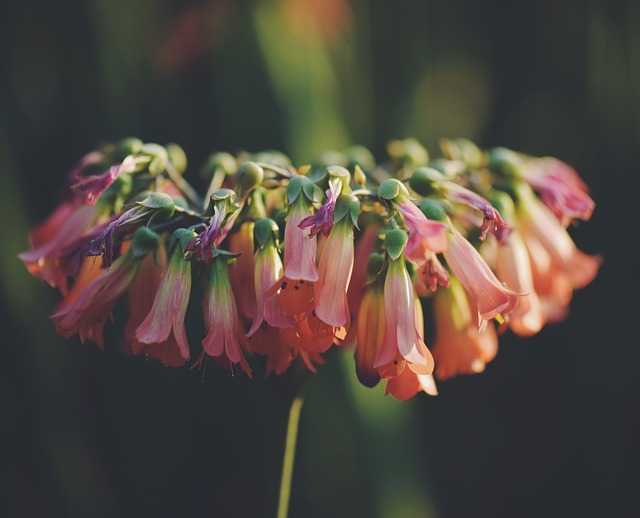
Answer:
[277,395,304,518]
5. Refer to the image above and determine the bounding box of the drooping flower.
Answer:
[373,229,434,371]
[520,157,595,226]
[19,200,102,294]
[71,154,139,205]
[283,176,321,282]
[202,251,251,376]
[314,194,359,328]
[431,276,499,379]
[51,227,160,348]
[442,223,521,322]
[247,218,296,337]
[354,254,385,387]
[132,229,194,366]
[228,221,258,322]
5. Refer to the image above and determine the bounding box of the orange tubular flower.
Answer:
[133,229,195,367]
[202,252,251,376]
[228,221,257,322]
[431,276,498,380]
[51,228,160,349]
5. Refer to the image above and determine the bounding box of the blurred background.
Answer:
[1,0,639,516]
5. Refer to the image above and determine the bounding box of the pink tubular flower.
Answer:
[397,200,448,257]
[71,154,138,205]
[521,157,595,226]
[374,239,434,371]
[431,276,498,380]
[247,219,296,337]
[443,225,521,322]
[134,229,194,366]
[314,195,358,328]
[202,254,251,376]
[51,228,159,348]
[284,198,319,281]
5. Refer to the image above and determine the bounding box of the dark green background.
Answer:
[1,1,638,517]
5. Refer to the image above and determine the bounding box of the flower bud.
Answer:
[419,199,447,222]
[167,143,188,174]
[387,138,429,167]
[378,178,407,201]
[234,161,264,199]
[202,152,237,180]
[345,145,375,171]
[113,137,143,160]
[130,227,160,258]
[408,167,445,196]
[488,147,523,177]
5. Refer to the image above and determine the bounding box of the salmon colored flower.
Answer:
[284,177,320,282]
[383,296,438,400]
[494,230,544,336]
[51,227,160,348]
[247,219,296,336]
[228,221,257,322]
[19,200,101,294]
[431,276,499,379]
[202,252,251,376]
[314,194,359,328]
[374,230,434,371]
[442,224,521,322]
[133,229,194,366]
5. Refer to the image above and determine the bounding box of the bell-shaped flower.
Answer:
[442,223,521,322]
[284,176,322,281]
[298,166,350,238]
[373,230,435,372]
[494,230,544,336]
[314,194,359,328]
[202,251,251,376]
[228,221,258,322]
[133,229,194,366]
[515,182,599,292]
[51,227,160,348]
[247,219,296,337]
[19,198,102,294]
[431,276,499,379]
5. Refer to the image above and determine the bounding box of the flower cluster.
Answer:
[20,137,599,399]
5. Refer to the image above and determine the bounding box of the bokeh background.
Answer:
[1,1,639,517]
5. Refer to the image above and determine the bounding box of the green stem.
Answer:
[277,395,304,518]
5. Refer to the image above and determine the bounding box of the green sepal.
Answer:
[419,199,447,222]
[488,147,523,177]
[333,194,360,228]
[287,175,321,205]
[384,229,408,261]
[136,192,175,224]
[211,248,241,261]
[130,227,160,258]
[202,188,240,217]
[489,191,516,222]
[253,218,279,250]
[168,228,197,256]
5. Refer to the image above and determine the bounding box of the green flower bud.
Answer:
[488,147,523,177]
[378,178,409,201]
[408,167,445,196]
[113,137,143,160]
[419,199,447,221]
[234,161,264,198]
[142,143,169,175]
[387,138,429,167]
[167,143,188,174]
